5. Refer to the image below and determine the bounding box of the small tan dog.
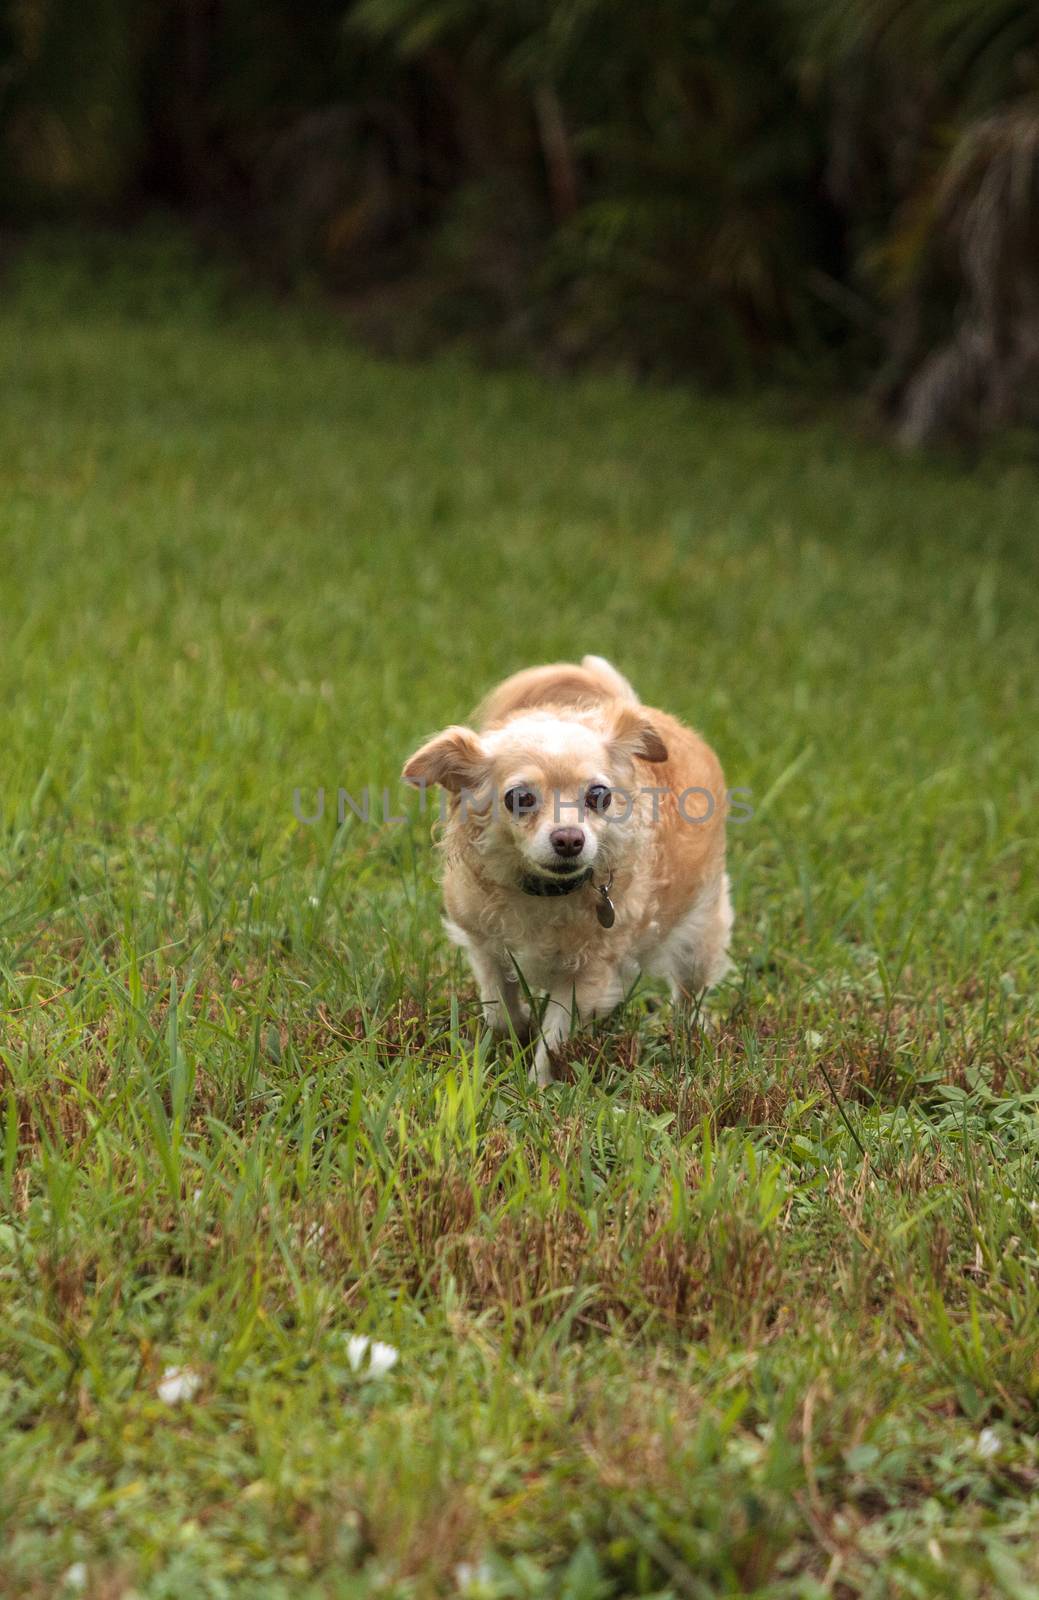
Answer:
[403,656,732,1085]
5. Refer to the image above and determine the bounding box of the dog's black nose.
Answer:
[550,827,585,858]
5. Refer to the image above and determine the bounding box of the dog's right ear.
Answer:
[402,726,487,793]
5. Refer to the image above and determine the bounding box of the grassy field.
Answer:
[1,251,1038,1599]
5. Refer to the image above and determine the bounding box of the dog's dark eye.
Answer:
[504,786,539,816]
[586,784,612,814]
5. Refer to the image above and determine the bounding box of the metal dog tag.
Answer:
[596,888,616,929]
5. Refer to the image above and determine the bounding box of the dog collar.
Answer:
[519,868,593,898]
[518,868,616,928]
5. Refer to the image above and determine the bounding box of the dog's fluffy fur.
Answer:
[403,656,732,1084]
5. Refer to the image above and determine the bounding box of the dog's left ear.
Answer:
[608,705,668,765]
[402,725,488,792]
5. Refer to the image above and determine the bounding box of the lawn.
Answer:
[1,250,1038,1599]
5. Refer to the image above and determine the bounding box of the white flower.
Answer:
[346,1335,371,1371]
[455,1560,492,1593]
[344,1334,399,1377]
[63,1565,88,1591]
[976,1427,1001,1460]
[158,1366,202,1405]
[307,895,321,908]
[367,1340,399,1377]
[805,1030,825,1050]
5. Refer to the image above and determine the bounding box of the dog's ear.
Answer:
[402,726,488,792]
[608,704,668,764]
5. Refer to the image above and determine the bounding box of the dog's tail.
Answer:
[580,655,638,701]
[476,655,638,728]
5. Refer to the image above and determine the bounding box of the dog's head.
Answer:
[402,706,667,889]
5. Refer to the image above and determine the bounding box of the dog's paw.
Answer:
[529,1045,556,1088]
[483,998,531,1044]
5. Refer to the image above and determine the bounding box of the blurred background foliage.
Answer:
[2,0,1038,440]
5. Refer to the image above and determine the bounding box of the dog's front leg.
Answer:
[466,943,530,1043]
[531,989,575,1087]
[530,969,631,1087]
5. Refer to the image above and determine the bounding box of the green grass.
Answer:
[1,247,1038,1599]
